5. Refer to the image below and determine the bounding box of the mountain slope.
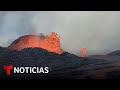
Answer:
[107,50,120,56]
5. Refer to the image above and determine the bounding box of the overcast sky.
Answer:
[0,11,120,56]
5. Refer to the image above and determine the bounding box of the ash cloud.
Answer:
[0,11,120,56]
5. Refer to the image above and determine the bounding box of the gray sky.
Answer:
[0,11,120,56]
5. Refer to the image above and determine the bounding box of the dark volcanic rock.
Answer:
[0,47,84,79]
[1,46,120,79]
[106,70,120,79]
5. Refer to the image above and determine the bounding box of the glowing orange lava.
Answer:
[80,48,87,57]
[8,32,63,54]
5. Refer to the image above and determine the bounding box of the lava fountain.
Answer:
[8,32,63,54]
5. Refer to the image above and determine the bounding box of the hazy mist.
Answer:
[0,11,120,56]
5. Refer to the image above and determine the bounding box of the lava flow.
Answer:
[8,32,63,54]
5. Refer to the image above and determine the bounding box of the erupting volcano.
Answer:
[8,32,63,54]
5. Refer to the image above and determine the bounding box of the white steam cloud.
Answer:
[0,11,120,56]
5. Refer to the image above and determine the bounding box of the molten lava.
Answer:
[8,32,63,54]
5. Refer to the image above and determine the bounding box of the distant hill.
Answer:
[107,50,120,56]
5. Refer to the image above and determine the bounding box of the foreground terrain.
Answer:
[0,47,120,79]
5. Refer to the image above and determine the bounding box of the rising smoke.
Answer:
[0,11,120,56]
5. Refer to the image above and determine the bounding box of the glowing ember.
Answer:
[8,32,63,54]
